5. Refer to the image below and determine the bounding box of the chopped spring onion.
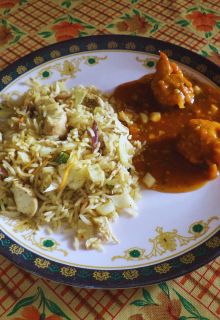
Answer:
[55,151,69,164]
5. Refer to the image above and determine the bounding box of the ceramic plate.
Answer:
[0,35,219,289]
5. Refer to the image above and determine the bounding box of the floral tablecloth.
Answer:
[0,0,220,319]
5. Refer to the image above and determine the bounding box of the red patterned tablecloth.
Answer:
[0,1,220,319]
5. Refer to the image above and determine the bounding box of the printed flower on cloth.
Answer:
[0,25,13,46]
[0,0,27,15]
[7,287,71,320]
[128,284,210,320]
[0,0,19,9]
[38,15,96,43]
[11,305,62,320]
[116,14,151,33]
[176,6,220,39]
[141,292,181,320]
[129,288,181,320]
[52,21,84,42]
[0,19,26,49]
[106,9,162,36]
[186,11,219,32]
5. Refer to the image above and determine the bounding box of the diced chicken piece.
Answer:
[151,52,195,109]
[42,104,67,137]
[12,182,38,217]
[177,119,220,168]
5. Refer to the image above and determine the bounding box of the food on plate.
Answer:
[0,82,141,250]
[12,181,38,217]
[113,52,220,192]
[1,50,219,250]
[151,52,195,109]
[178,119,220,168]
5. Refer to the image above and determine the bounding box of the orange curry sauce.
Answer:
[113,75,220,192]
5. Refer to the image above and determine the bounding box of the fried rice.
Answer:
[0,81,141,250]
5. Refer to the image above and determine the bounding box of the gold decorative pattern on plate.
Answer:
[144,45,156,52]
[136,56,157,68]
[9,244,24,255]
[16,65,27,74]
[122,270,139,280]
[154,262,172,274]
[93,271,110,281]
[2,216,68,256]
[50,50,61,58]
[87,42,98,50]
[112,216,218,261]
[34,257,50,269]
[2,75,12,84]
[179,253,195,264]
[205,236,220,248]
[60,267,77,277]
[125,42,136,50]
[36,55,107,80]
[69,44,80,53]
[107,41,118,49]
[33,56,45,65]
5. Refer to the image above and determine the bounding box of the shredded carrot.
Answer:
[57,156,76,194]
[23,158,37,170]
[19,116,24,123]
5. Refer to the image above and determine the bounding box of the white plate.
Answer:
[0,35,219,288]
